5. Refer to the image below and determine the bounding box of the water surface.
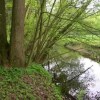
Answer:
[80,57,100,93]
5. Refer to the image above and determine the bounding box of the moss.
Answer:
[0,64,62,100]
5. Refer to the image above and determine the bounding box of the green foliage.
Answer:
[0,67,35,99]
[77,90,86,100]
[53,85,62,100]
[27,63,52,80]
[0,64,62,100]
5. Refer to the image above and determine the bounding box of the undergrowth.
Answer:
[0,63,62,100]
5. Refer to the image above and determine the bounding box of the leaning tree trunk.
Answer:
[0,0,9,66]
[10,0,25,67]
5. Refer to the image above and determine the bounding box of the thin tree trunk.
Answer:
[0,0,9,66]
[10,0,25,67]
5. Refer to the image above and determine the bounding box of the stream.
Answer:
[80,57,100,93]
[45,57,100,97]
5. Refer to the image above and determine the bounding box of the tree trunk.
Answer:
[0,0,9,66]
[10,0,25,67]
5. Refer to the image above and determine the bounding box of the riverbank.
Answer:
[0,63,62,100]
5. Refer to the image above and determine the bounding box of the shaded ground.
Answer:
[0,64,62,100]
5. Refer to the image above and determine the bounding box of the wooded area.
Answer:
[0,0,100,99]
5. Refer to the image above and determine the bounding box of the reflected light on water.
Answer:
[80,57,100,93]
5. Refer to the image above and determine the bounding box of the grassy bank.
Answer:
[0,64,62,100]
